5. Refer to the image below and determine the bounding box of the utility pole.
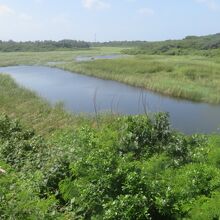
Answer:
[94,33,97,43]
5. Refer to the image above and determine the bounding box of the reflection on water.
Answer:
[0,65,220,134]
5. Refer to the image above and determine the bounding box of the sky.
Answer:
[0,0,220,42]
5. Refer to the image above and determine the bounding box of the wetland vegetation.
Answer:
[58,54,220,104]
[1,33,220,104]
[0,33,220,219]
[1,74,220,219]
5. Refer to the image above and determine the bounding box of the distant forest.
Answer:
[0,40,90,52]
[1,33,220,53]
[122,33,220,55]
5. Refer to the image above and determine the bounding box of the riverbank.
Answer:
[1,73,220,219]
[0,49,220,104]
[1,65,220,134]
[55,54,220,104]
[0,74,95,136]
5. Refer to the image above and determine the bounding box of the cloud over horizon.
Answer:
[82,0,110,10]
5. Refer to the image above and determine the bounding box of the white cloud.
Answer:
[82,0,110,10]
[138,7,155,16]
[0,5,14,15]
[195,0,220,11]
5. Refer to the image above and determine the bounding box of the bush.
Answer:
[119,113,172,158]
[0,162,59,220]
[0,113,71,197]
[0,113,218,219]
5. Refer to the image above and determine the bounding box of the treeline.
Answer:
[0,39,90,52]
[92,41,149,47]
[1,113,220,219]
[123,33,220,55]
[1,33,220,54]
[0,40,147,52]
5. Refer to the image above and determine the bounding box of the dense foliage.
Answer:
[0,40,90,52]
[92,33,220,53]
[0,113,220,219]
[1,33,220,54]
[122,33,220,56]
[93,41,149,47]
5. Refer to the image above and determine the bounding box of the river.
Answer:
[0,65,219,134]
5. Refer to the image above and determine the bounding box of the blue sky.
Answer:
[0,0,220,41]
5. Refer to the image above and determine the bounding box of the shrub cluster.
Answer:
[0,113,220,219]
[123,33,220,56]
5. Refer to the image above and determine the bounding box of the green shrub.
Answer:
[119,113,172,158]
[0,162,59,220]
[0,114,71,196]
[0,113,218,219]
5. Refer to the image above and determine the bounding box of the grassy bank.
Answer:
[0,74,92,136]
[0,48,219,104]
[1,73,220,219]
[55,54,220,104]
[0,73,119,140]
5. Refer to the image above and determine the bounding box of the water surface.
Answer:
[0,65,220,134]
[75,54,127,62]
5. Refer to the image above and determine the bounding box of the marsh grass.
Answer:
[0,49,219,103]
[55,54,220,103]
[0,73,122,139]
[0,47,123,67]
[0,74,91,136]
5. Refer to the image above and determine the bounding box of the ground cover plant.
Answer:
[0,75,220,219]
[1,110,220,219]
[1,34,220,218]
